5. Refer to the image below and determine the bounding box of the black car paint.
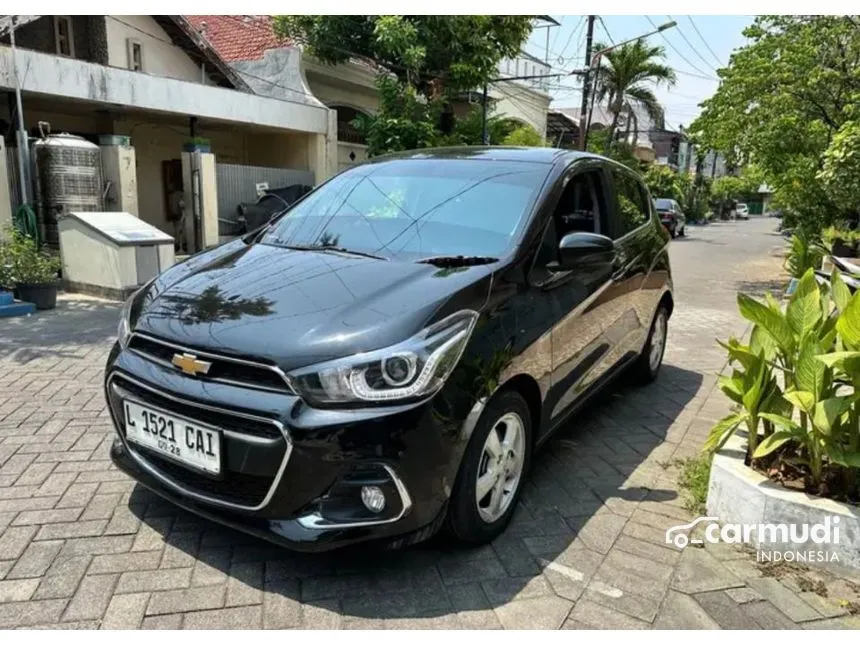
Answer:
[106,147,673,552]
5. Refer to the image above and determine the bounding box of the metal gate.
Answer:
[215,163,314,235]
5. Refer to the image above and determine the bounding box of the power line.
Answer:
[667,15,719,74]
[645,16,716,80]
[549,15,563,53]
[598,17,615,46]
[686,16,725,68]
[546,16,584,65]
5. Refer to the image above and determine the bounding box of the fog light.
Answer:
[361,485,386,513]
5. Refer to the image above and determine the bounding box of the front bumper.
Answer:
[105,343,467,552]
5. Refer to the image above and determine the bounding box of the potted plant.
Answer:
[4,230,62,310]
[183,136,211,153]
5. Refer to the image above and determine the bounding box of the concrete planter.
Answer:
[708,431,860,574]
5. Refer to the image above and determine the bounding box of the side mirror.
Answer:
[552,232,615,272]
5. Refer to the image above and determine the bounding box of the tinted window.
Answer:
[610,170,651,238]
[654,198,674,211]
[262,159,547,260]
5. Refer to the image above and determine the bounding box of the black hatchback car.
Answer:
[106,147,673,552]
[654,198,686,238]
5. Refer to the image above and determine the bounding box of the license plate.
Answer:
[123,400,221,475]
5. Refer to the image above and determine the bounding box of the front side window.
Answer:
[261,159,547,261]
[610,169,650,239]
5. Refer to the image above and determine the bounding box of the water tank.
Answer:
[33,132,104,248]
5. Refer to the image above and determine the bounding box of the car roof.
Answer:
[368,146,607,166]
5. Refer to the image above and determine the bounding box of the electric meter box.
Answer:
[58,212,175,300]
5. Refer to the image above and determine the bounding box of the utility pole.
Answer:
[9,16,32,206]
[578,15,595,150]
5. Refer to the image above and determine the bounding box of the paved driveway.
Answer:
[1,217,858,629]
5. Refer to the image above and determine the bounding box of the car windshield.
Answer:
[260,158,547,261]
[654,198,674,211]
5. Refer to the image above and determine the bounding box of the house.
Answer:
[0,15,337,252]
[185,15,553,171]
[548,106,656,161]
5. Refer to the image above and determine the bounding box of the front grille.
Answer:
[109,374,288,509]
[128,333,292,394]
[115,376,281,440]
[142,449,273,507]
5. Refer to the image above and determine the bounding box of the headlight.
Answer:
[117,294,134,349]
[289,310,479,406]
[117,280,154,349]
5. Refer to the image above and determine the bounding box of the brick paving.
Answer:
[1,217,859,629]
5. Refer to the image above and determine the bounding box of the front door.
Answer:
[530,163,615,436]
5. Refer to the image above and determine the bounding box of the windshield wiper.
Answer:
[417,255,499,268]
[278,243,387,261]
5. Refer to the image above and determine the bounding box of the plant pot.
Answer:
[16,281,58,310]
[831,239,854,257]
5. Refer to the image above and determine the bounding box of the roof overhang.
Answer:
[0,45,329,134]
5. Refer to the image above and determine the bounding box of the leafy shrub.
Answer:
[0,229,61,286]
[501,124,544,147]
[784,231,824,279]
[706,269,860,500]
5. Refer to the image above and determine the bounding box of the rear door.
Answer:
[588,165,655,375]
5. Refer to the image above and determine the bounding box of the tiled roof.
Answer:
[185,15,289,62]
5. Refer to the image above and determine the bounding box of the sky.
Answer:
[524,15,755,130]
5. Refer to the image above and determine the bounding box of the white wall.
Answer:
[489,80,551,137]
[305,72,379,116]
[338,143,369,171]
[105,15,202,82]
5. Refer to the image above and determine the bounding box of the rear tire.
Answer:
[631,304,669,384]
[678,225,685,237]
[670,224,678,239]
[445,390,532,546]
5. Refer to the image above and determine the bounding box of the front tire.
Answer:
[446,390,532,546]
[631,304,669,384]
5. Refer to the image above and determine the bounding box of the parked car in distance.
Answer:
[105,147,674,552]
[736,203,750,220]
[654,198,686,238]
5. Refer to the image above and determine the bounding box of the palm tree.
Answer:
[592,40,676,151]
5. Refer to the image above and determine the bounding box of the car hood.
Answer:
[133,240,495,371]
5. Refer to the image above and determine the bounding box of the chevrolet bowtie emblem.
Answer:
[171,352,212,377]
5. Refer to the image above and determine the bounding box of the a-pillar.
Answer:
[100,141,139,216]
[180,151,219,253]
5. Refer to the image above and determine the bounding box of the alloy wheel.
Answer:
[475,412,525,524]
[649,309,668,373]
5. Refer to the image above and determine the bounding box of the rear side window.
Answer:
[610,169,651,239]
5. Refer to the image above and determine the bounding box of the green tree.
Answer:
[592,39,676,150]
[275,16,534,155]
[644,164,681,200]
[586,129,641,172]
[691,16,860,233]
[435,106,518,147]
[819,119,860,215]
